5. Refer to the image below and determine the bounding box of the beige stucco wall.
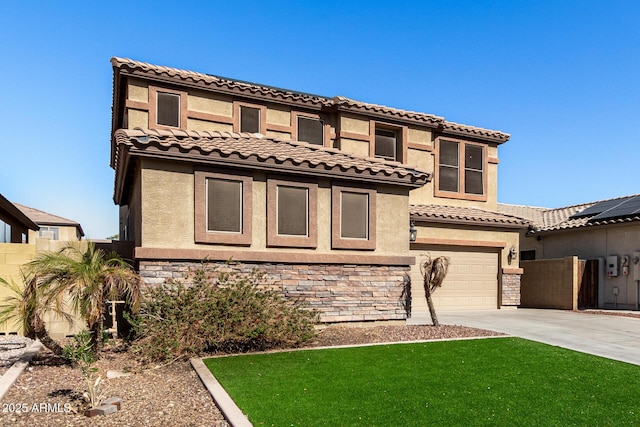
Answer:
[138,160,410,257]
[407,127,431,145]
[140,160,194,248]
[187,92,233,116]
[128,80,148,102]
[187,119,233,132]
[266,130,292,140]
[266,106,291,127]
[128,109,148,129]
[340,115,370,135]
[339,139,370,158]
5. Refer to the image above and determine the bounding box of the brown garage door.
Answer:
[411,246,499,311]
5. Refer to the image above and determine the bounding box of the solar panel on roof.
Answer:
[589,195,640,221]
[570,196,634,219]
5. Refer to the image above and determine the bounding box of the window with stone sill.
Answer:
[194,171,252,245]
[267,178,318,248]
[332,185,376,250]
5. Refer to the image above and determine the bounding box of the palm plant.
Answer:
[24,242,143,351]
[0,275,70,355]
[420,255,450,326]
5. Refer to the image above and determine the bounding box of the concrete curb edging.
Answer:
[190,358,253,427]
[0,340,43,400]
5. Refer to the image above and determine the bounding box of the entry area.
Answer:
[410,246,499,313]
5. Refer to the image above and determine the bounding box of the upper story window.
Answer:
[39,226,59,240]
[297,116,324,146]
[374,128,398,161]
[195,170,252,245]
[267,178,317,248]
[436,138,486,200]
[156,92,180,128]
[149,86,187,130]
[332,185,376,250]
[240,106,261,133]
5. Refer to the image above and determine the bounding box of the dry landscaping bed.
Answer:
[0,324,500,426]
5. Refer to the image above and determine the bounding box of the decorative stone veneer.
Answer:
[501,273,521,306]
[138,261,411,322]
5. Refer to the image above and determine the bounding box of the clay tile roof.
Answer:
[332,96,444,126]
[14,203,85,236]
[113,128,431,203]
[442,121,511,143]
[111,58,509,141]
[410,204,528,228]
[111,57,333,108]
[498,194,640,234]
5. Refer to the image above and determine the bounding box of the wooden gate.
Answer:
[578,260,598,309]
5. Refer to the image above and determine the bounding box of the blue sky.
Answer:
[1,1,638,239]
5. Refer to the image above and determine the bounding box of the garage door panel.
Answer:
[411,247,498,311]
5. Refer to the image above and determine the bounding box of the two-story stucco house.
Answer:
[109,58,527,323]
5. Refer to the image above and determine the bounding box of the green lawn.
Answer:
[204,337,640,426]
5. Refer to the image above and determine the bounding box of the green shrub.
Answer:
[128,264,318,362]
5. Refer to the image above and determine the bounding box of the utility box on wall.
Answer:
[606,255,618,277]
[633,251,640,281]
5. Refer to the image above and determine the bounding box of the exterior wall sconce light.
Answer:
[508,245,517,265]
[409,220,417,243]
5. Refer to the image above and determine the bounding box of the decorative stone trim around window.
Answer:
[138,260,411,322]
[331,185,376,250]
[148,86,188,130]
[434,136,488,202]
[194,170,253,245]
[267,178,318,248]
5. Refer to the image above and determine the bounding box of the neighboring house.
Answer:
[15,203,84,244]
[499,195,640,310]
[0,196,84,336]
[110,57,527,322]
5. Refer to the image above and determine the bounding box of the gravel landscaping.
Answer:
[0,324,501,426]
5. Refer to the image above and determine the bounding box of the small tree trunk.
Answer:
[89,321,103,353]
[31,314,65,356]
[424,283,440,326]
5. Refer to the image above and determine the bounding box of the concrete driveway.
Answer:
[437,309,640,366]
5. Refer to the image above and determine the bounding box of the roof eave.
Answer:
[411,215,528,229]
[123,146,431,189]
